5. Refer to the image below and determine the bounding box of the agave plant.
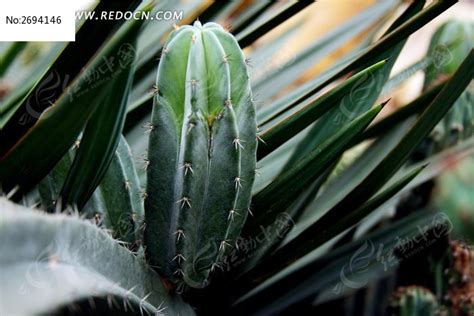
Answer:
[0,1,473,315]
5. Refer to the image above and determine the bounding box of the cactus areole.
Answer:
[144,21,257,288]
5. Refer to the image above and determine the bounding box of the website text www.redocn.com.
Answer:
[75,10,184,21]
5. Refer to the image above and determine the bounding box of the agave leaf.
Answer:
[278,165,425,267]
[257,60,386,159]
[0,0,142,155]
[254,0,406,128]
[381,58,428,96]
[238,103,384,273]
[349,137,474,240]
[37,148,75,212]
[251,49,474,281]
[390,136,474,195]
[37,145,106,218]
[0,42,27,77]
[252,103,384,224]
[233,210,442,315]
[256,39,368,126]
[230,2,274,35]
[0,10,147,195]
[359,80,446,142]
[247,21,302,91]
[240,147,423,280]
[253,126,310,193]
[294,119,414,236]
[236,1,314,48]
[198,1,240,24]
[272,0,457,120]
[0,42,67,127]
[252,0,397,101]
[59,40,137,210]
[298,49,473,240]
[0,198,194,315]
[349,137,473,243]
[254,49,381,192]
[284,0,425,167]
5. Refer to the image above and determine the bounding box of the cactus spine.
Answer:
[144,21,256,287]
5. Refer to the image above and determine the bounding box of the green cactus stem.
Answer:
[144,21,256,288]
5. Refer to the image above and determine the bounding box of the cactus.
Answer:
[38,136,144,247]
[389,286,439,316]
[423,20,474,153]
[144,21,256,287]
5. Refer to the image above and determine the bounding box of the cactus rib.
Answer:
[145,21,256,288]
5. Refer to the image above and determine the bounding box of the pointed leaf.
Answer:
[236,1,314,48]
[284,0,425,167]
[0,11,147,194]
[254,49,474,280]
[257,60,386,159]
[233,210,442,315]
[239,103,385,273]
[272,0,457,120]
[60,42,137,210]
[0,0,142,155]
[253,0,396,101]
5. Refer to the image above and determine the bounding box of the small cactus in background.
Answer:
[435,156,474,242]
[444,241,474,315]
[389,286,439,316]
[144,21,256,288]
[423,20,474,153]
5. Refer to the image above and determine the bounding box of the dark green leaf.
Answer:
[60,43,137,210]
[0,12,147,194]
[271,0,457,120]
[253,0,396,101]
[0,42,27,77]
[257,60,386,159]
[233,209,442,315]
[284,0,424,167]
[251,49,474,281]
[0,0,142,156]
[236,1,314,48]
